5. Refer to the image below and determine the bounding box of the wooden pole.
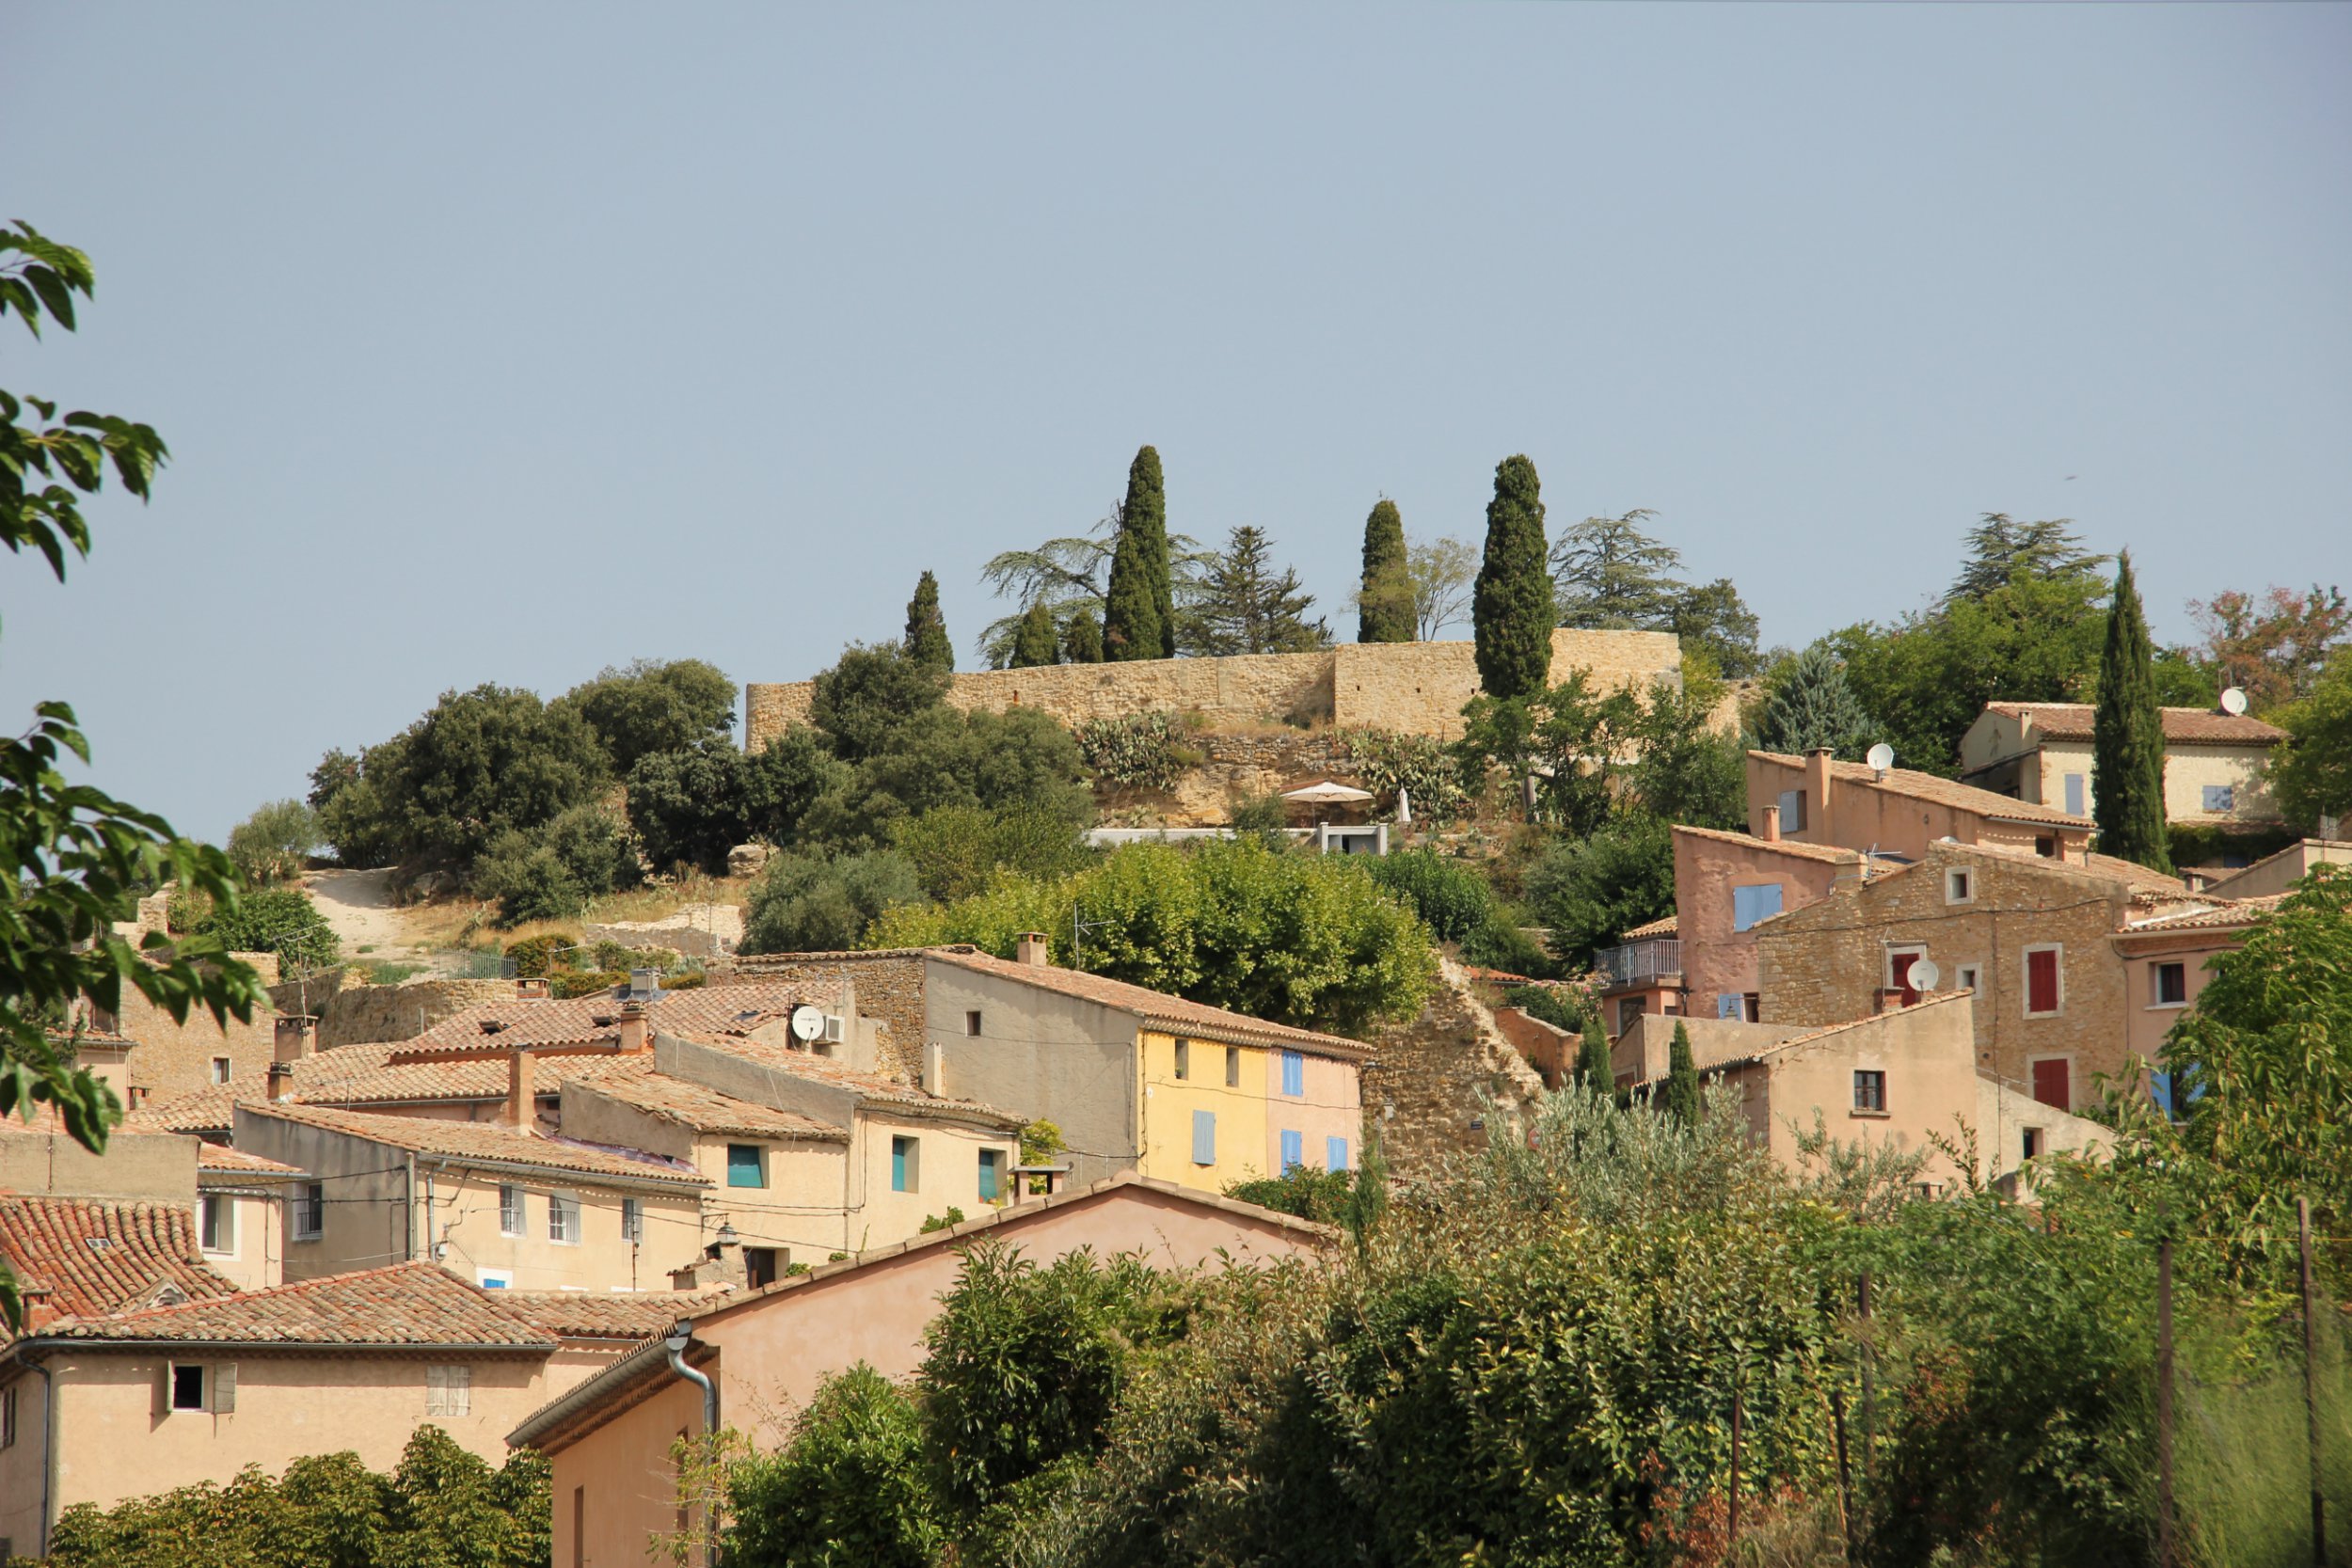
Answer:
[1858,1269,1877,1488]
[1729,1378,1743,1550]
[2156,1236,2177,1568]
[1830,1383,1855,1558]
[2302,1196,2327,1568]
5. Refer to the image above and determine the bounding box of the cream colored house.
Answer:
[1958,702,2286,829]
[1748,748,2093,864]
[2196,838,2352,899]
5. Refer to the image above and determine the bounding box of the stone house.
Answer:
[1957,701,2286,829]
[66,953,286,1104]
[0,1262,692,1557]
[1747,748,2093,864]
[510,1173,1332,1568]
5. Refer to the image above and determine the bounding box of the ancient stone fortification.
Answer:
[745,629,1687,751]
[1359,960,1548,1172]
[266,972,516,1051]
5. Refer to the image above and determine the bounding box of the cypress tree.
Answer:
[1664,1021,1700,1125]
[903,572,953,672]
[1062,606,1105,664]
[1757,643,1874,759]
[1104,445,1172,660]
[2092,551,2173,873]
[1577,1017,1615,1097]
[1472,454,1553,700]
[1009,601,1059,668]
[1358,498,1413,642]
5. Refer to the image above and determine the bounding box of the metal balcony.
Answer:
[1595,938,1680,990]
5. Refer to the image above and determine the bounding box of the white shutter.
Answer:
[211,1362,236,1414]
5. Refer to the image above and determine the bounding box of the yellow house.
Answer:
[1958,702,2286,831]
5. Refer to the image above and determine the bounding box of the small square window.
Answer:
[1853,1070,1886,1114]
[294,1182,325,1242]
[1172,1040,1189,1081]
[743,1247,780,1290]
[964,1010,983,1037]
[1955,964,1981,993]
[171,1364,207,1411]
[2201,784,2234,814]
[622,1197,643,1243]
[727,1144,767,1189]
[1225,1047,1240,1087]
[499,1183,525,1238]
[2021,1127,2044,1160]
[210,1057,231,1086]
[2153,961,2187,1006]
[1945,868,1974,905]
[548,1193,580,1245]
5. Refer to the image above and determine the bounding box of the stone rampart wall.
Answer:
[267,973,517,1051]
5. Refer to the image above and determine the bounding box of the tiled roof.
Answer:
[32,1261,559,1350]
[1986,702,2285,745]
[196,1143,307,1177]
[1672,823,1864,865]
[2118,895,2285,935]
[237,1102,708,1188]
[400,983,816,1058]
[126,1043,564,1135]
[0,1195,240,1324]
[923,949,1372,1057]
[499,1289,727,1340]
[1619,913,1679,940]
[563,1059,848,1142]
[661,1030,1026,1130]
[1751,751,2092,830]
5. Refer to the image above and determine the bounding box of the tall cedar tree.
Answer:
[1664,1022,1699,1124]
[1578,1017,1614,1096]
[1102,448,1168,661]
[1757,643,1874,759]
[904,572,954,672]
[1358,499,1413,642]
[1062,607,1105,664]
[1472,454,1552,700]
[1009,601,1059,668]
[2092,552,2172,873]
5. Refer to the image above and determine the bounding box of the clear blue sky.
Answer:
[4,5,2345,840]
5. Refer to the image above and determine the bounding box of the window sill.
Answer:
[2025,1010,2063,1020]
[292,1235,323,1244]
[2147,1002,2189,1012]
[1849,1109,1892,1119]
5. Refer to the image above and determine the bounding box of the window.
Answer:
[1955,964,1981,992]
[500,1183,524,1237]
[1172,1039,1189,1081]
[1225,1047,1240,1087]
[426,1365,471,1418]
[2021,1127,2044,1160]
[2063,773,2086,816]
[1945,868,1974,905]
[209,1057,231,1085]
[199,1194,234,1256]
[1886,946,1928,1000]
[1852,1070,1886,1114]
[1279,1051,1304,1097]
[743,1248,780,1289]
[2034,835,2058,858]
[548,1192,580,1245]
[964,1010,983,1037]
[2025,946,2063,1016]
[622,1197,643,1243]
[1191,1110,1216,1166]
[2153,961,2188,1007]
[169,1362,231,1412]
[1716,993,1742,1021]
[1731,883,1784,932]
[2202,784,2235,814]
[1742,993,1760,1022]
[1777,788,1805,832]
[727,1143,767,1189]
[294,1182,325,1242]
[475,1269,513,1290]
[1326,1136,1349,1173]
[1279,1129,1303,1171]
[977,1148,1004,1203]
[892,1135,918,1193]
[1617,998,1645,1036]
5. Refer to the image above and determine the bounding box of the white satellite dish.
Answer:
[1910,958,1942,992]
[1866,742,1895,774]
[788,1005,825,1043]
[2218,687,2249,716]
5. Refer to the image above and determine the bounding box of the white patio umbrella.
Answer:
[1280,780,1375,804]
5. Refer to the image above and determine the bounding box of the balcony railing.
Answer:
[1595,938,1680,990]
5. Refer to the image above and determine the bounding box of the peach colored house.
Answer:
[1665,825,1870,1027]
[2197,838,2352,899]
[1591,911,1684,1039]
[1958,702,2285,829]
[0,1262,698,1556]
[510,1173,1332,1568]
[192,1143,306,1292]
[2109,897,2282,1114]
[1747,748,2093,865]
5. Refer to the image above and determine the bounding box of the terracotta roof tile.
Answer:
[1672,823,1865,865]
[1985,702,2285,745]
[499,1289,728,1340]
[1619,913,1679,940]
[2119,895,2286,934]
[563,1059,848,1141]
[34,1261,558,1349]
[922,949,1372,1057]
[126,1044,565,1135]
[399,983,816,1058]
[0,1195,240,1326]
[660,1029,1027,1130]
[196,1143,307,1176]
[236,1102,708,1188]
[1751,751,2093,829]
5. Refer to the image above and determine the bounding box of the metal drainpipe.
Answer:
[28,1354,57,1556]
[664,1330,720,1565]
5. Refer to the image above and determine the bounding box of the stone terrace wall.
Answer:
[1359,960,1548,1174]
[1098,731,1359,828]
[745,629,1689,752]
[267,973,517,1051]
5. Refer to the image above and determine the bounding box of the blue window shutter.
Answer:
[891,1137,908,1192]
[1733,884,1784,932]
[1756,883,1782,922]
[1281,1051,1304,1097]
[2064,773,2087,816]
[1192,1110,1216,1166]
[1280,1129,1302,1171]
[977,1149,1001,1202]
[1718,993,1741,1020]
[1326,1136,1348,1172]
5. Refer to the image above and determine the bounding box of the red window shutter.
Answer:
[2032,1058,2070,1109]
[2026,949,2059,1014]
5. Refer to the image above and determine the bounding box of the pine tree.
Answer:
[1472,454,1552,700]
[1578,1017,1615,1097]
[1664,1021,1699,1125]
[1009,601,1059,668]
[903,571,953,672]
[1358,499,1413,643]
[2093,552,2172,873]
[1062,606,1104,664]
[1757,643,1875,759]
[1190,527,1327,655]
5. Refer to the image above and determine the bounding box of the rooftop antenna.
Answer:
[1867,742,1895,781]
[2217,687,2249,717]
[1073,906,1112,969]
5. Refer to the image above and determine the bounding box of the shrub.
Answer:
[889,802,1096,903]
[742,849,923,954]
[550,657,736,774]
[471,804,639,927]
[1226,1164,1355,1225]
[1343,728,1470,821]
[724,1365,941,1568]
[197,888,342,976]
[549,967,627,1000]
[1364,847,1495,943]
[504,933,580,978]
[225,799,322,885]
[1075,712,1189,790]
[1522,813,1676,969]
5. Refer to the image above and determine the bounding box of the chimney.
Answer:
[1757,802,1782,843]
[1016,931,1051,967]
[515,976,550,1001]
[505,1049,535,1130]
[1804,748,1835,836]
[616,1000,649,1054]
[266,1061,294,1102]
[273,1015,318,1065]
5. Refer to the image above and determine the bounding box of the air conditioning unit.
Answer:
[820,1014,846,1044]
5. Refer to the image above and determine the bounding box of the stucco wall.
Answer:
[0,1129,197,1202]
[2200,840,2352,899]
[197,1188,286,1291]
[1612,1015,1809,1086]
[1675,829,1859,1013]
[1731,995,1982,1191]
[924,960,1139,1187]
[1136,1029,1272,1190]
[2112,929,2245,1080]
[1746,754,2086,864]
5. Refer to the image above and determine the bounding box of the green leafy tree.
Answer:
[1755,642,1874,760]
[1665,577,1762,679]
[1183,526,1327,655]
[225,798,322,885]
[2091,553,2172,872]
[743,848,923,953]
[1102,492,1165,663]
[1356,499,1413,643]
[1624,676,1745,830]
[2265,647,2352,830]
[808,643,953,764]
[806,705,1093,852]
[903,571,954,672]
[890,802,1095,903]
[627,738,752,874]
[1365,847,1497,944]
[2192,583,2352,713]
[309,747,399,868]
[197,888,342,976]
[725,1365,943,1568]
[1062,606,1105,664]
[1009,600,1059,668]
[1550,508,1683,630]
[1471,454,1552,701]
[471,803,641,926]
[1406,534,1479,641]
[550,658,736,774]
[1577,1017,1615,1094]
[1663,1022,1699,1124]
[0,221,263,1330]
[1524,814,1677,969]
[1947,513,2110,602]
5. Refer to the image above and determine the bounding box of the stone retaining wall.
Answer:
[267,972,516,1051]
[1359,960,1549,1174]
